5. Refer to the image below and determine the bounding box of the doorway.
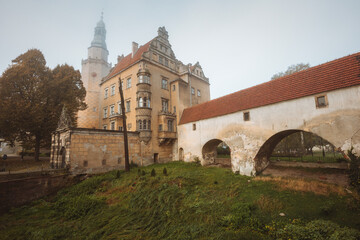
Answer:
[154,153,159,163]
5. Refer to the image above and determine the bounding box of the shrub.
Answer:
[329,227,360,240]
[151,168,156,177]
[141,170,146,176]
[348,149,360,193]
[194,156,201,165]
[130,160,138,168]
[115,170,121,179]
[163,167,168,176]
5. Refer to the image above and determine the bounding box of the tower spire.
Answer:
[90,14,107,50]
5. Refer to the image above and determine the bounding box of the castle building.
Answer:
[50,17,210,172]
[98,26,210,162]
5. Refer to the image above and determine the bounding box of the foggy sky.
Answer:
[0,0,359,99]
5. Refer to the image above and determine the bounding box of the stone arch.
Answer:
[202,139,231,167]
[253,129,337,174]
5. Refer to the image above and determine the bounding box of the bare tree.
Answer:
[118,77,130,171]
[271,63,310,80]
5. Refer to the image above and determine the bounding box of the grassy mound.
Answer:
[0,161,359,239]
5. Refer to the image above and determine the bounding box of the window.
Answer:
[111,85,115,96]
[143,120,147,130]
[162,99,169,112]
[315,95,328,108]
[162,79,168,89]
[148,120,151,130]
[110,121,115,130]
[110,105,115,116]
[172,85,176,91]
[103,125,107,130]
[173,106,176,113]
[139,120,142,130]
[197,90,201,97]
[139,75,150,84]
[127,78,131,88]
[159,124,163,131]
[193,123,196,131]
[103,107,108,118]
[147,98,151,108]
[93,107,97,112]
[168,120,173,132]
[243,112,250,121]
[126,100,131,112]
[127,123,132,130]
[159,55,164,64]
[119,126,123,131]
[118,101,122,114]
[102,159,106,166]
[104,88,109,98]
[83,160,88,167]
[164,58,169,67]
[138,97,143,107]
[191,87,195,95]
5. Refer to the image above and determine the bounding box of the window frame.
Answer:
[161,79,168,90]
[127,78,132,89]
[103,107,108,118]
[315,95,328,108]
[104,88,109,99]
[111,85,116,96]
[243,111,250,121]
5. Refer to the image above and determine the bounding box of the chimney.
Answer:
[132,42,139,57]
[117,54,124,63]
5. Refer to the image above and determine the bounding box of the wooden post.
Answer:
[119,77,130,172]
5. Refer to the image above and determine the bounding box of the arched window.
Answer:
[148,120,151,130]
[143,97,147,107]
[143,119,147,130]
[138,97,143,107]
[139,120,142,130]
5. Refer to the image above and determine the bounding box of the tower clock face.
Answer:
[91,72,97,77]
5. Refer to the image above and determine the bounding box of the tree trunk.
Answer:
[34,136,41,161]
[119,77,130,172]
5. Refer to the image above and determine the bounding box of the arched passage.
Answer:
[254,129,340,174]
[202,139,231,167]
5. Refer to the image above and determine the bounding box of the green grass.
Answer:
[0,161,359,240]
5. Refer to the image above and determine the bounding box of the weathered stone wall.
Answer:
[51,128,156,174]
[178,86,360,176]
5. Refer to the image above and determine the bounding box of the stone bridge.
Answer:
[177,52,360,176]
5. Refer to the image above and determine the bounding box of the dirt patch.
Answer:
[261,164,349,187]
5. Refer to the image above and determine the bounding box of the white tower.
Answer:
[78,14,111,128]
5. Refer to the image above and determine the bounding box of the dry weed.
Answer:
[254,176,347,196]
[255,195,284,212]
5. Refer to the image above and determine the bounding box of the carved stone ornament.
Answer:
[57,106,73,130]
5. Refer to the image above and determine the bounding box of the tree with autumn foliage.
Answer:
[0,49,86,160]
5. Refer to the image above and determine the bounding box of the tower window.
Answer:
[168,120,173,132]
[126,100,131,112]
[103,107,108,118]
[104,88,109,98]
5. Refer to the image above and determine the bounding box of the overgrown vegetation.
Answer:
[0,161,359,240]
[348,149,360,193]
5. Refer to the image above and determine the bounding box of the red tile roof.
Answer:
[179,52,360,125]
[104,40,152,81]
